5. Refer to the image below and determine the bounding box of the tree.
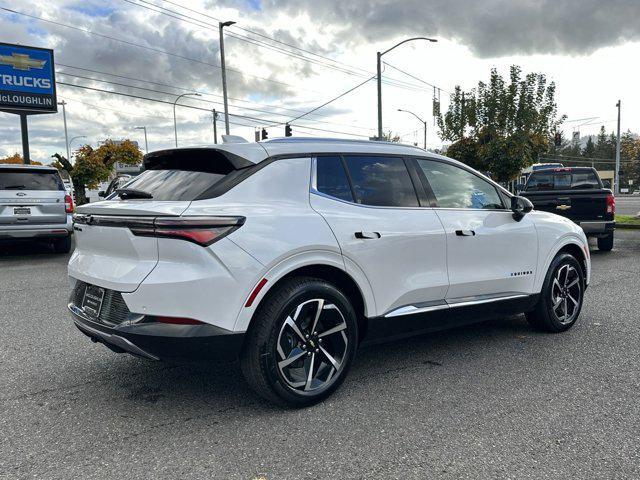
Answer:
[582,137,596,158]
[51,139,142,204]
[620,130,640,187]
[437,66,565,181]
[0,153,42,165]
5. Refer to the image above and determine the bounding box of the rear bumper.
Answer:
[579,220,615,236]
[68,303,245,362]
[0,214,73,239]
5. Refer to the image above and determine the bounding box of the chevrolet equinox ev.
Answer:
[68,138,590,407]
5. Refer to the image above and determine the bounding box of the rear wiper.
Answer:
[4,185,26,190]
[116,188,153,199]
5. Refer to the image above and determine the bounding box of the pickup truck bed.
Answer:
[520,167,615,251]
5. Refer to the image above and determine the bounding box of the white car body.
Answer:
[67,138,590,402]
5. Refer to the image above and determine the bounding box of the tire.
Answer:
[240,276,358,407]
[52,235,72,254]
[526,253,585,333]
[597,233,614,251]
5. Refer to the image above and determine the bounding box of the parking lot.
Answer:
[1,232,639,480]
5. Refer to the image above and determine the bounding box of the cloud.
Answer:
[261,0,640,57]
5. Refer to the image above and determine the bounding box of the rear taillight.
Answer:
[606,194,615,215]
[131,216,244,247]
[64,194,74,213]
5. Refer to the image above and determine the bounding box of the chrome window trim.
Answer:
[311,156,514,212]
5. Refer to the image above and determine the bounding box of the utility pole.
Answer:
[376,37,437,140]
[219,21,236,136]
[58,101,70,160]
[460,92,465,140]
[212,109,218,144]
[615,100,621,195]
[20,114,30,164]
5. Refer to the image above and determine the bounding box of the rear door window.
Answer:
[316,156,354,202]
[343,156,419,207]
[0,169,64,191]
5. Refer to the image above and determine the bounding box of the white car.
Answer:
[68,138,590,406]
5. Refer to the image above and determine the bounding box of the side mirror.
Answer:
[98,191,106,197]
[511,196,533,221]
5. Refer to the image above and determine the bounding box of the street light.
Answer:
[398,109,427,149]
[219,20,236,136]
[173,92,201,147]
[58,101,70,160]
[134,126,149,153]
[68,135,86,156]
[377,37,437,140]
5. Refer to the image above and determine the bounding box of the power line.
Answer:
[382,61,452,94]
[0,6,307,92]
[56,81,369,137]
[286,76,376,124]
[57,70,376,133]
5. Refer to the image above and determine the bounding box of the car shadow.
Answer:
[78,313,536,416]
[0,238,74,258]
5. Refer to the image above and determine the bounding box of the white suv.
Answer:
[68,138,590,406]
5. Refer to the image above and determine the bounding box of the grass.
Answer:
[615,215,640,227]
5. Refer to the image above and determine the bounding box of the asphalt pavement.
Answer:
[1,233,639,479]
[617,195,640,216]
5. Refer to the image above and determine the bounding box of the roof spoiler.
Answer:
[143,147,254,170]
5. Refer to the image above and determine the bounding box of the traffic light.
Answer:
[285,124,292,137]
[554,131,562,147]
[261,128,268,140]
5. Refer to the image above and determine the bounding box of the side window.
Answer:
[343,155,418,207]
[316,156,354,202]
[417,159,504,209]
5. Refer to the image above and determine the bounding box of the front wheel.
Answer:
[526,253,585,333]
[240,277,358,407]
[597,233,614,251]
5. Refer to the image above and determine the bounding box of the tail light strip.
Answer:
[72,214,245,246]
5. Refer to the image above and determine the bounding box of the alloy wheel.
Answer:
[550,264,582,325]
[276,298,349,393]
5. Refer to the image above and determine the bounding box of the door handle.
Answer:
[355,231,381,239]
[455,229,475,237]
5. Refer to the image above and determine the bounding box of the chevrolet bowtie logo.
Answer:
[0,53,46,71]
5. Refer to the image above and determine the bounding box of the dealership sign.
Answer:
[0,42,57,114]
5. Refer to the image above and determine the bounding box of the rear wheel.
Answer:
[240,277,358,407]
[526,253,584,333]
[597,233,614,251]
[52,235,72,254]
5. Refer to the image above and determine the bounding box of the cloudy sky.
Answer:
[1,0,639,163]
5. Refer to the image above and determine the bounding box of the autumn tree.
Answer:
[0,153,42,165]
[438,66,565,181]
[52,139,142,204]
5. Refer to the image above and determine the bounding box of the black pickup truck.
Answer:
[519,167,615,251]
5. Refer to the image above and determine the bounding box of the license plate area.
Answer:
[82,285,105,319]
[14,207,31,215]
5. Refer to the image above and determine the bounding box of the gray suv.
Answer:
[0,164,73,253]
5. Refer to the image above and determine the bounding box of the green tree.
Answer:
[438,65,565,181]
[582,137,596,158]
[52,139,142,204]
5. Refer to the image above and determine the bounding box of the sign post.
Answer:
[0,43,57,164]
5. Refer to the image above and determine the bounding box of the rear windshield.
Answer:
[0,169,64,191]
[525,170,601,191]
[117,150,240,201]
